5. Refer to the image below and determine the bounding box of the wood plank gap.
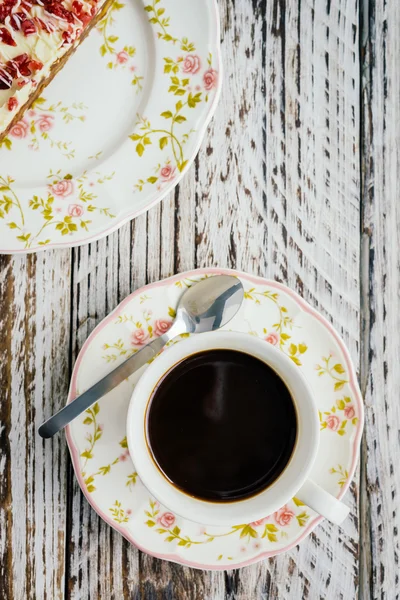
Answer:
[64,246,77,600]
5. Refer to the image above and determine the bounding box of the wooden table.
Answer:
[0,1,399,598]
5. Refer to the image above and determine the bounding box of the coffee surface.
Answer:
[147,349,297,502]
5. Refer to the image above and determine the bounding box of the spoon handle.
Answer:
[38,333,170,439]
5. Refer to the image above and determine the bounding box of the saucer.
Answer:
[66,268,363,570]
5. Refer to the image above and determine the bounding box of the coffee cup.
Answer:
[127,331,349,526]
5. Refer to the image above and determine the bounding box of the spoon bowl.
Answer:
[175,275,244,334]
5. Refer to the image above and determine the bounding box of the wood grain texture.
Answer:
[3,0,399,597]
[360,1,400,598]
[0,251,71,599]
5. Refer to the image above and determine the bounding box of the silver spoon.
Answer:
[38,275,244,439]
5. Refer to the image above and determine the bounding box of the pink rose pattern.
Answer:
[131,328,150,346]
[182,54,201,74]
[265,331,280,346]
[68,204,84,218]
[274,505,295,526]
[326,414,341,431]
[10,119,29,139]
[203,68,218,91]
[51,179,74,198]
[153,319,172,337]
[344,405,355,419]
[37,115,54,132]
[160,164,176,182]
[127,315,173,348]
[157,512,175,528]
[116,50,129,64]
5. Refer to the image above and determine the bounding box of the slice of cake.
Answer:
[0,0,113,142]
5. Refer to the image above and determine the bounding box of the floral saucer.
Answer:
[66,268,363,570]
[0,0,221,253]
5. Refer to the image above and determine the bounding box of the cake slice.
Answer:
[0,0,113,142]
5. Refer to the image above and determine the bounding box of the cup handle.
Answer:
[297,479,349,525]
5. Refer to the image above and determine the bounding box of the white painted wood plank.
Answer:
[0,251,71,599]
[361,0,400,597]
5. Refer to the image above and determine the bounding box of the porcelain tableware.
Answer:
[65,268,363,569]
[127,331,350,527]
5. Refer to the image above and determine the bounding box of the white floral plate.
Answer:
[0,0,221,253]
[66,268,364,570]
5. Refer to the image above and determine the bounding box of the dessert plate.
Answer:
[66,268,363,570]
[0,0,221,253]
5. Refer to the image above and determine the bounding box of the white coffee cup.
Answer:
[127,331,349,527]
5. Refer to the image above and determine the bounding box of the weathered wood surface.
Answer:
[0,0,398,598]
[360,1,400,598]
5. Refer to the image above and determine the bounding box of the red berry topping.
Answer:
[62,28,73,43]
[72,0,83,15]
[81,11,91,25]
[45,3,74,23]
[28,59,43,72]
[20,0,33,11]
[22,19,36,35]
[8,53,30,77]
[7,96,18,111]
[0,0,18,25]
[0,26,17,46]
[10,13,27,32]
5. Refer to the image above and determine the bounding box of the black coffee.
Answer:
[147,349,297,502]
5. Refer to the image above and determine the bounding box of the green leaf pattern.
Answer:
[0,171,115,248]
[132,4,218,192]
[97,1,144,90]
